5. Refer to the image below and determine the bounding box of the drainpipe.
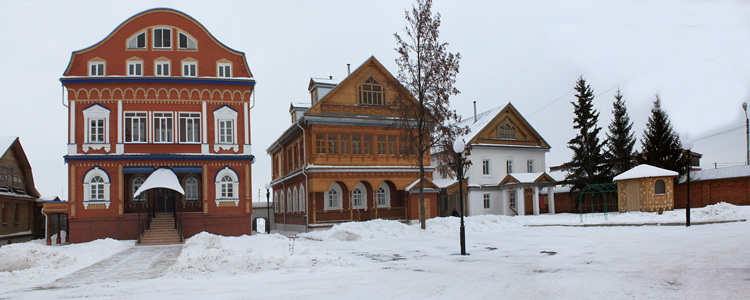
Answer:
[294,120,309,231]
[61,84,68,108]
[347,63,351,76]
[272,140,286,230]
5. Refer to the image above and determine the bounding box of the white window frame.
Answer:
[506,159,513,174]
[483,193,491,209]
[127,31,147,49]
[215,167,239,206]
[89,61,105,76]
[153,112,174,143]
[217,62,232,78]
[82,104,111,152]
[182,61,197,77]
[213,106,239,152]
[509,191,516,209]
[185,176,199,201]
[482,159,490,176]
[299,186,306,213]
[127,61,143,76]
[155,61,170,77]
[274,192,279,213]
[83,167,111,209]
[376,182,391,208]
[132,177,146,202]
[178,31,197,50]
[324,182,343,210]
[527,160,534,173]
[153,27,171,49]
[286,189,292,213]
[352,182,367,209]
[179,112,201,143]
[292,187,299,212]
[124,112,147,143]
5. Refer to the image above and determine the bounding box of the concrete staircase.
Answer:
[137,213,183,245]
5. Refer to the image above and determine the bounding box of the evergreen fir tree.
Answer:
[606,89,637,175]
[566,76,609,192]
[640,95,684,173]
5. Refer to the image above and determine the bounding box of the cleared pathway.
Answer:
[3,245,182,298]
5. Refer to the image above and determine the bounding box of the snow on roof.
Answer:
[613,164,678,181]
[310,77,341,86]
[456,106,503,143]
[291,102,311,109]
[134,168,185,197]
[507,172,546,184]
[0,136,18,156]
[679,165,750,184]
[432,178,457,189]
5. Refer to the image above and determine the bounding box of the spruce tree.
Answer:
[640,95,684,173]
[566,76,609,192]
[606,89,637,175]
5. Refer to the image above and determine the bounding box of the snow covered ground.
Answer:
[1,203,749,299]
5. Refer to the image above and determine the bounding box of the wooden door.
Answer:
[524,188,533,215]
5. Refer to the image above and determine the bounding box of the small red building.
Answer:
[61,8,256,243]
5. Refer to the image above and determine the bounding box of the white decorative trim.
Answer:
[67,144,77,155]
[116,143,124,154]
[214,144,239,152]
[69,101,76,144]
[243,144,251,155]
[214,199,240,207]
[324,182,343,210]
[201,144,209,154]
[83,200,111,209]
[83,143,111,152]
[214,167,239,203]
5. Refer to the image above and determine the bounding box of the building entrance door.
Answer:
[155,189,176,213]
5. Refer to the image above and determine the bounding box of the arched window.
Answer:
[132,177,146,202]
[299,186,306,213]
[83,167,111,209]
[292,187,299,212]
[287,189,292,213]
[376,182,391,207]
[498,124,516,139]
[325,182,343,210]
[185,177,199,201]
[359,76,385,106]
[91,176,105,200]
[352,182,367,209]
[215,167,239,206]
[274,192,279,213]
[279,192,285,213]
[655,179,666,195]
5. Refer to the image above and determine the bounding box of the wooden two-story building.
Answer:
[0,137,41,245]
[267,57,437,231]
[61,8,256,243]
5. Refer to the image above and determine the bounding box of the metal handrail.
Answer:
[137,201,152,245]
[173,200,184,243]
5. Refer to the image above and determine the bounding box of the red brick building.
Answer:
[675,165,750,208]
[61,8,255,243]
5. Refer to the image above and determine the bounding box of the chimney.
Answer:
[347,63,351,75]
[329,76,333,80]
[473,101,477,123]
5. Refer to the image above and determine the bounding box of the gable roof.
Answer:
[0,137,39,198]
[405,177,440,192]
[499,172,556,186]
[613,164,678,181]
[458,103,550,149]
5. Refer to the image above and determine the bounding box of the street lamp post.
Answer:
[265,183,271,234]
[452,140,471,256]
[683,141,693,227]
[743,103,748,165]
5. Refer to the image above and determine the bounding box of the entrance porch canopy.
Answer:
[133,168,185,198]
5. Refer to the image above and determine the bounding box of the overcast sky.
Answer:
[2,0,749,200]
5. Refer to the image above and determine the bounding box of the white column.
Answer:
[532,186,540,215]
[201,102,208,154]
[68,101,77,155]
[548,186,556,214]
[116,100,124,154]
[517,187,525,216]
[499,189,507,216]
[243,102,250,154]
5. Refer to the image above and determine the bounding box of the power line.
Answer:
[528,89,574,117]
[692,125,743,142]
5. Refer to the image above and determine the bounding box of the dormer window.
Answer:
[359,76,384,106]
[89,61,105,76]
[127,31,146,49]
[178,32,197,50]
[498,124,516,139]
[217,63,231,78]
[153,28,171,49]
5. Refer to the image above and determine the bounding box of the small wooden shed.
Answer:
[613,164,678,213]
